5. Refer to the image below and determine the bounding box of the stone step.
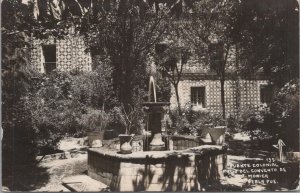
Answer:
[62,175,109,192]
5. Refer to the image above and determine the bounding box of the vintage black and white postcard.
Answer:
[2,0,299,191]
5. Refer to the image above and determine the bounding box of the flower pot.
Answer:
[87,130,103,148]
[119,134,133,154]
[209,126,226,145]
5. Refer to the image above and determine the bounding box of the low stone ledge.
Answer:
[171,134,204,142]
[88,145,225,160]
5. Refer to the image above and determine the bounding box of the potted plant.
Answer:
[208,114,227,145]
[113,104,141,154]
[80,109,109,147]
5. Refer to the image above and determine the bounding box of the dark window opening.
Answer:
[42,45,56,74]
[191,87,206,107]
[260,85,272,104]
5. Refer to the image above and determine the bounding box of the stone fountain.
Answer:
[142,73,170,151]
[86,63,228,191]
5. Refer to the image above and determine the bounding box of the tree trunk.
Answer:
[220,78,226,119]
[174,85,182,115]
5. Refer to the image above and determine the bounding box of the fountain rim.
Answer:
[88,145,226,160]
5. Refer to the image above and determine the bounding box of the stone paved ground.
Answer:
[11,136,298,192]
[31,137,88,192]
[32,154,298,192]
[33,153,88,192]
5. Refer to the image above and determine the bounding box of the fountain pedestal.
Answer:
[143,102,170,151]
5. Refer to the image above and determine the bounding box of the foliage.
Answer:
[25,73,84,145]
[233,0,299,87]
[238,105,274,140]
[71,57,117,110]
[155,73,172,102]
[170,107,224,136]
[155,40,191,114]
[239,80,299,150]
[78,1,170,106]
[78,108,110,132]
[270,79,299,150]
[108,104,144,135]
[181,0,239,119]
[1,0,43,172]
[3,66,117,159]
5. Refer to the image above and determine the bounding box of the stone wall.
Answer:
[171,135,203,150]
[30,36,92,73]
[170,79,269,115]
[88,146,227,191]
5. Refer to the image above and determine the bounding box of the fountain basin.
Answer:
[88,145,227,191]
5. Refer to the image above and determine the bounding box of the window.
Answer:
[191,87,206,108]
[42,45,56,74]
[260,85,272,104]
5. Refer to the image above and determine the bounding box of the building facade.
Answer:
[170,75,269,116]
[30,36,270,116]
[168,46,270,116]
[30,35,92,73]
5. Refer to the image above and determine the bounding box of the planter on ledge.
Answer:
[210,126,226,145]
[87,130,103,148]
[119,134,133,154]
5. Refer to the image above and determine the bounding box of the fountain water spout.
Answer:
[148,76,157,102]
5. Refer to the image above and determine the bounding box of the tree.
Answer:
[233,0,299,87]
[182,0,239,119]
[25,0,195,109]
[71,56,117,111]
[155,40,191,115]
[77,0,170,108]
[1,0,36,162]
[1,1,96,189]
[233,0,299,149]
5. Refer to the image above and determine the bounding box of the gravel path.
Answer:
[32,138,88,192]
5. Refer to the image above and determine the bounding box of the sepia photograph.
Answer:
[1,0,299,191]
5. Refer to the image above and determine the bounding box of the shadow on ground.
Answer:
[3,163,50,191]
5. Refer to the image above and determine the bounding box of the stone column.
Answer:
[149,112,165,150]
[142,102,170,151]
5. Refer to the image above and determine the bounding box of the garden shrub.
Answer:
[71,61,117,110]
[170,106,224,136]
[78,108,110,132]
[239,79,299,151]
[25,72,84,153]
[239,105,274,140]
[270,79,299,150]
[18,69,118,155]
[107,105,144,135]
